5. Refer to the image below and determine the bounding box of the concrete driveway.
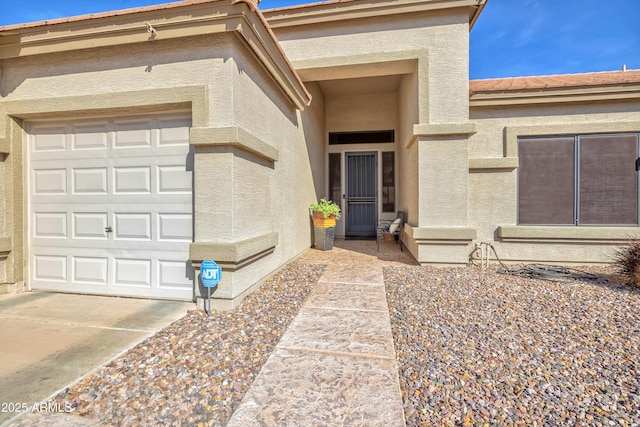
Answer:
[0,291,192,426]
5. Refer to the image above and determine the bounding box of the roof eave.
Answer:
[263,0,486,30]
[469,0,487,30]
[469,84,640,107]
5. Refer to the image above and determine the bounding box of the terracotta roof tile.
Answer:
[0,0,222,31]
[469,69,640,93]
[263,0,360,13]
[0,0,355,31]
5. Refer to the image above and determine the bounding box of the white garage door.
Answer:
[28,114,194,300]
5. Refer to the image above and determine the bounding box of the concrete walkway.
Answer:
[227,238,417,426]
[0,292,191,426]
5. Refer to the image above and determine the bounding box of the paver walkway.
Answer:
[227,239,417,426]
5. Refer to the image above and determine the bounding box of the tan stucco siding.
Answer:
[469,100,640,263]
[301,81,327,201]
[202,45,318,299]
[2,35,233,116]
[469,101,640,159]
[418,136,469,227]
[398,72,419,227]
[184,39,319,301]
[326,92,397,133]
[273,10,470,124]
[0,32,317,303]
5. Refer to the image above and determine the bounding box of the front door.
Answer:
[345,152,377,237]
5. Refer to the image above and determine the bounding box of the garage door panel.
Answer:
[158,166,192,193]
[159,117,190,140]
[73,168,108,194]
[72,123,109,150]
[73,213,108,239]
[32,126,68,151]
[33,169,67,194]
[34,212,67,238]
[31,252,192,299]
[114,120,152,148]
[158,214,192,241]
[114,258,152,288]
[28,113,193,300]
[73,257,108,285]
[114,213,152,241]
[33,255,67,282]
[114,166,151,194]
[158,260,194,289]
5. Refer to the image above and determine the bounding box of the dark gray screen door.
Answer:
[346,152,377,237]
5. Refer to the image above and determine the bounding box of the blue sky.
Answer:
[1,0,638,79]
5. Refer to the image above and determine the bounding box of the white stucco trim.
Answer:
[504,120,640,158]
[190,126,279,162]
[1,85,209,128]
[469,157,518,170]
[406,122,477,149]
[499,226,640,243]
[190,232,279,271]
[0,236,11,258]
[293,52,419,80]
[264,0,485,29]
[470,84,640,107]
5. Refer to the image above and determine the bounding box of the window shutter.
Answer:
[518,137,575,225]
[578,134,639,225]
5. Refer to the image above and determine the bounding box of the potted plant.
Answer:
[310,198,341,250]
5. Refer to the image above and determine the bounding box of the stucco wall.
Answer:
[273,10,470,125]
[273,9,472,264]
[470,100,640,263]
[397,72,419,226]
[301,81,327,201]
[229,44,318,273]
[326,92,397,133]
[1,34,234,110]
[0,32,318,301]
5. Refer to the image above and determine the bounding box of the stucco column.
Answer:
[189,128,279,310]
[403,123,477,265]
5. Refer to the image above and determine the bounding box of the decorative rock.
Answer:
[13,262,325,427]
[384,265,640,427]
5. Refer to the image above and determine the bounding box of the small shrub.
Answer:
[309,198,341,220]
[613,238,640,288]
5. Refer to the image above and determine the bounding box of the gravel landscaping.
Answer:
[385,265,640,427]
[13,258,640,427]
[38,262,326,427]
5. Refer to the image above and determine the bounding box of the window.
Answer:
[329,130,394,145]
[328,153,341,205]
[518,133,639,225]
[382,151,395,212]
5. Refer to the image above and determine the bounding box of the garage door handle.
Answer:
[105,226,113,233]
